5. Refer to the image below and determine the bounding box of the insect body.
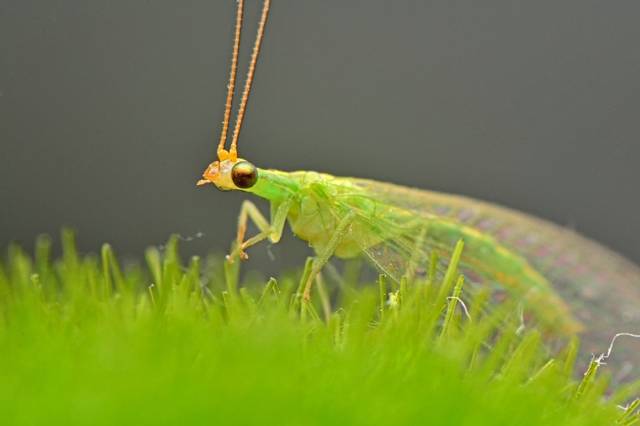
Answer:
[198,0,640,370]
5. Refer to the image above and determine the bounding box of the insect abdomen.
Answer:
[427,218,582,335]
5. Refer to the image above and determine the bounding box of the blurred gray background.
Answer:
[1,1,639,272]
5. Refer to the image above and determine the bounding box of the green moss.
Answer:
[0,231,637,425]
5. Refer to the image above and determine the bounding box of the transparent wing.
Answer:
[344,177,640,367]
[344,205,450,283]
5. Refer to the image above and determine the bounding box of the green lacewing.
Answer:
[197,0,640,375]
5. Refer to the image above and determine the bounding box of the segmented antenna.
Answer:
[228,0,271,161]
[217,0,244,159]
[216,0,271,162]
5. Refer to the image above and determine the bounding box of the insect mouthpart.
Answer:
[196,161,220,187]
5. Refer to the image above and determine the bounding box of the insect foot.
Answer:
[225,248,249,264]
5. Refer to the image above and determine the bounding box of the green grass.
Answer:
[0,230,638,425]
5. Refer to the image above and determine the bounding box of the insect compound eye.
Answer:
[231,161,258,189]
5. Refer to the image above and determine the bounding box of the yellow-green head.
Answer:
[198,158,258,192]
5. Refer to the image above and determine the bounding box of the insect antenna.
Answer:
[216,0,244,160]
[228,0,271,161]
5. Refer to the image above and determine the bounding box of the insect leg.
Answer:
[228,198,293,262]
[302,211,356,302]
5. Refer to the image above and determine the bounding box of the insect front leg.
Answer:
[228,198,293,262]
[301,211,356,302]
